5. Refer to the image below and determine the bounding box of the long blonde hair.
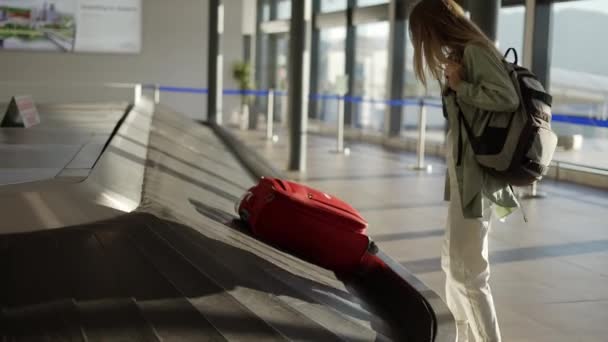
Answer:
[409,0,497,86]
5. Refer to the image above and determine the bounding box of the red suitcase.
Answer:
[236,177,370,273]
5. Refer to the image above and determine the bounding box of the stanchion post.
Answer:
[154,84,160,104]
[331,75,350,155]
[134,84,142,104]
[282,92,288,127]
[266,89,275,141]
[522,181,547,199]
[410,98,431,171]
[417,99,426,169]
[337,95,345,153]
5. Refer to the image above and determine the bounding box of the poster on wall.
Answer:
[0,0,141,53]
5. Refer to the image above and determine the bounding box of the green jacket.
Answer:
[443,44,520,219]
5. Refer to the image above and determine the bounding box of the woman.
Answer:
[409,1,520,341]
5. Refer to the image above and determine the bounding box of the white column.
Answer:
[523,0,536,68]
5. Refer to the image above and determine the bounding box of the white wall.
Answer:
[0,0,209,120]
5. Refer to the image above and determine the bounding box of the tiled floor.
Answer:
[230,126,608,342]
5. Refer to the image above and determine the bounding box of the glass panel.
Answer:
[276,0,291,20]
[353,21,389,131]
[321,0,347,13]
[316,27,347,122]
[261,0,271,21]
[258,33,290,125]
[274,33,290,124]
[356,0,388,7]
[275,34,289,91]
[550,0,608,169]
[497,6,525,56]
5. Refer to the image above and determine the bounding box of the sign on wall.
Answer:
[0,0,141,53]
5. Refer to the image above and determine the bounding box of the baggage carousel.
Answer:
[0,98,455,341]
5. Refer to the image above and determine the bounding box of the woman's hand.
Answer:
[445,62,464,91]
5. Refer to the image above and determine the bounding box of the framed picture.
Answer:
[0,0,141,54]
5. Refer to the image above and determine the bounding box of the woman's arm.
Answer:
[455,44,519,112]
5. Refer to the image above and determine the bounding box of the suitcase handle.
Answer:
[273,178,289,191]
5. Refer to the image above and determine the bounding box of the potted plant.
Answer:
[232,61,253,130]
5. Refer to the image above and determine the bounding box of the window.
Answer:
[356,0,388,7]
[551,1,608,77]
[276,0,291,20]
[353,21,389,130]
[549,0,608,168]
[274,34,290,122]
[497,6,525,56]
[261,0,271,21]
[321,0,347,13]
[270,34,290,91]
[316,27,347,122]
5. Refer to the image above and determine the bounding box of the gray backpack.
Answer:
[457,48,558,186]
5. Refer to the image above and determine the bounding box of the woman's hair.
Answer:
[409,0,497,86]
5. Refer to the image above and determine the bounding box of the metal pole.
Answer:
[309,0,321,120]
[344,0,356,126]
[416,99,426,169]
[154,84,160,104]
[207,0,223,124]
[337,96,345,153]
[134,84,142,104]
[216,3,224,125]
[267,89,275,140]
[253,0,265,130]
[287,0,312,172]
[411,99,431,172]
[282,93,288,126]
[385,0,408,137]
[522,181,546,199]
[523,0,536,68]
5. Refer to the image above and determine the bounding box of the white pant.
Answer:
[442,132,501,342]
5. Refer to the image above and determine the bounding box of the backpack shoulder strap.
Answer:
[527,89,553,107]
[504,48,519,65]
